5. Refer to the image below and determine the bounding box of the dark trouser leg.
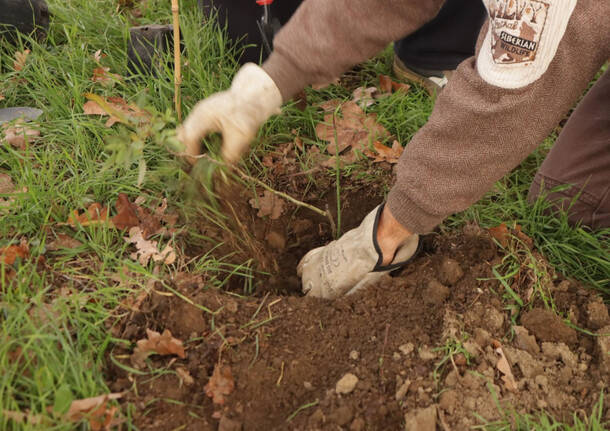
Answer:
[528,70,610,230]
[394,0,486,71]
[199,0,302,65]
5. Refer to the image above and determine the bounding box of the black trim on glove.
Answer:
[371,203,422,272]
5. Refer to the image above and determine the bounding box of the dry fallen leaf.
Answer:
[67,203,110,227]
[13,49,30,72]
[131,328,185,367]
[92,49,105,63]
[352,86,379,108]
[91,67,122,87]
[488,223,510,247]
[0,173,15,194]
[2,409,43,425]
[46,234,83,251]
[379,74,393,93]
[111,193,139,230]
[249,191,285,220]
[495,345,518,392]
[0,240,29,265]
[83,95,150,127]
[2,123,41,150]
[364,140,404,164]
[315,101,389,155]
[125,226,176,266]
[176,367,194,386]
[205,364,235,405]
[65,393,122,431]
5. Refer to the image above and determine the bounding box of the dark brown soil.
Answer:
[107,225,610,430]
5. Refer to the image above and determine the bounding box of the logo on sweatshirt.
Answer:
[487,0,549,64]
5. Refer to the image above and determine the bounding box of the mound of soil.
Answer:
[107,229,610,430]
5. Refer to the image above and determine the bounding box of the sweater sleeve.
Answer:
[262,0,444,101]
[387,0,610,234]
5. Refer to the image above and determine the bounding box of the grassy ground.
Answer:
[0,0,608,429]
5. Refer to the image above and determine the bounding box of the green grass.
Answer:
[0,0,608,429]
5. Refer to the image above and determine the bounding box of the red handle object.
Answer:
[256,0,273,4]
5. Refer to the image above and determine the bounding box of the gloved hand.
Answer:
[177,63,283,164]
[297,204,420,299]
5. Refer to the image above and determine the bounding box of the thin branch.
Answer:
[171,0,182,122]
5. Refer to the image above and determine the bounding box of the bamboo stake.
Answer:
[171,0,182,122]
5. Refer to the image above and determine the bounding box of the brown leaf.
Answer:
[13,50,30,72]
[176,367,195,386]
[379,74,393,93]
[2,409,43,425]
[67,203,110,227]
[204,364,235,405]
[352,86,378,108]
[46,234,83,251]
[0,173,15,194]
[488,223,509,247]
[495,345,518,392]
[316,99,343,113]
[315,101,389,155]
[131,328,185,367]
[65,393,122,431]
[0,240,29,265]
[83,95,150,127]
[514,224,534,248]
[111,193,139,230]
[2,123,41,149]
[125,226,176,265]
[364,140,404,164]
[249,191,285,220]
[91,67,122,87]
[92,49,105,63]
[391,81,411,93]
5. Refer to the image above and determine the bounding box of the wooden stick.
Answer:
[171,0,182,122]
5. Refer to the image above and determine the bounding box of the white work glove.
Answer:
[177,63,283,164]
[297,205,420,299]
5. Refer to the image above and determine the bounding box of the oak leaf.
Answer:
[204,364,235,405]
[91,67,122,87]
[125,226,176,266]
[83,95,150,127]
[46,234,83,251]
[2,123,41,150]
[495,345,518,392]
[111,193,139,230]
[65,393,123,431]
[315,101,389,155]
[131,328,185,367]
[364,140,404,164]
[0,240,29,265]
[249,191,285,220]
[13,50,30,72]
[67,203,110,227]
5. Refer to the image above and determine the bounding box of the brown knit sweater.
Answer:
[263,0,610,234]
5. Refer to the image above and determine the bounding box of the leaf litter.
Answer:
[364,140,404,164]
[83,94,150,127]
[205,364,235,405]
[2,122,41,150]
[249,190,285,220]
[131,328,186,368]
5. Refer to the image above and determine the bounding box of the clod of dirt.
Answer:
[586,301,610,330]
[513,325,540,355]
[399,343,414,356]
[541,342,578,369]
[395,379,411,401]
[336,373,358,394]
[438,258,464,285]
[439,389,458,414]
[329,405,354,426]
[218,416,242,431]
[349,417,365,431]
[596,325,610,375]
[265,230,286,251]
[484,307,505,333]
[167,300,207,338]
[404,405,437,431]
[423,280,450,305]
[521,308,577,345]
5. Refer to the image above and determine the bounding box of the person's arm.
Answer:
[386,0,610,234]
[263,0,444,101]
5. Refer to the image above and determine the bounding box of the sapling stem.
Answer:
[171,0,182,122]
